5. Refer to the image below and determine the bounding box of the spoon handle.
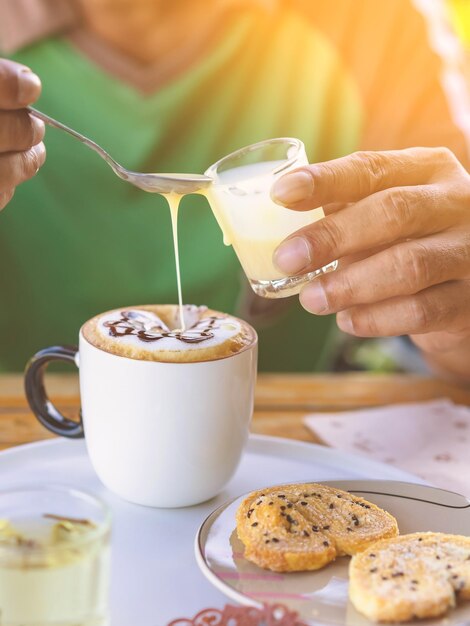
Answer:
[28,106,124,174]
[27,106,213,194]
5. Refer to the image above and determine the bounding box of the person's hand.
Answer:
[0,59,46,212]
[271,147,470,378]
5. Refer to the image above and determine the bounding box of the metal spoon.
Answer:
[28,107,213,195]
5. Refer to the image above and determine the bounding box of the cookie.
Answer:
[236,483,398,572]
[349,532,470,622]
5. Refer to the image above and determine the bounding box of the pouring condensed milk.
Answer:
[23,137,333,508]
[26,114,336,320]
[150,138,338,329]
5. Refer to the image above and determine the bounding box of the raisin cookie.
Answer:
[236,483,398,572]
[349,532,470,622]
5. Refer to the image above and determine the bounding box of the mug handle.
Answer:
[24,345,84,439]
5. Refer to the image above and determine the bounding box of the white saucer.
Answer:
[196,480,470,626]
[0,435,422,624]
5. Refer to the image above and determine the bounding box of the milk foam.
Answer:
[97,305,243,353]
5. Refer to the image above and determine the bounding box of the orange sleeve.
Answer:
[295,0,470,168]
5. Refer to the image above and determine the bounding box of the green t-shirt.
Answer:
[0,8,362,371]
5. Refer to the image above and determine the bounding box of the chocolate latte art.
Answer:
[104,309,218,344]
[82,304,256,363]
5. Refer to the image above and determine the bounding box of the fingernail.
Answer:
[273,236,311,275]
[32,142,46,171]
[31,116,45,145]
[33,142,46,157]
[17,68,41,104]
[300,281,328,314]
[271,171,313,205]
[337,311,354,334]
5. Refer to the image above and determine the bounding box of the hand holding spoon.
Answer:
[28,107,213,195]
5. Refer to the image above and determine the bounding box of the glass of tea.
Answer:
[0,485,111,625]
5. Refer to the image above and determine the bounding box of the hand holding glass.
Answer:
[205,138,337,298]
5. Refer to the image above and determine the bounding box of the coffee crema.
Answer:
[82,304,256,363]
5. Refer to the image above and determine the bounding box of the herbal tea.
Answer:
[0,488,110,626]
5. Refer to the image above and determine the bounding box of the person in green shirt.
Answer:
[0,0,469,381]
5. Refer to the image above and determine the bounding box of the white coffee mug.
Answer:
[25,324,257,508]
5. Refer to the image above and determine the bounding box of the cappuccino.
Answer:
[82,304,255,363]
[26,304,257,506]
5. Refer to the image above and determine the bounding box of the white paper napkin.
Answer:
[304,398,470,497]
